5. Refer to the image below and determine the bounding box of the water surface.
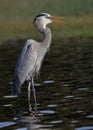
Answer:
[0,38,93,130]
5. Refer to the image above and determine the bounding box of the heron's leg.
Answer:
[31,78,37,114]
[28,81,32,112]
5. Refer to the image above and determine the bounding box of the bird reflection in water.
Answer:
[17,115,39,130]
[15,104,40,130]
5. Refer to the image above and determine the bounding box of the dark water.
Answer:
[0,38,93,130]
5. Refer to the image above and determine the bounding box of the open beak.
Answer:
[50,16,65,24]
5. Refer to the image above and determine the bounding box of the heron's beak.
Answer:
[50,16,65,24]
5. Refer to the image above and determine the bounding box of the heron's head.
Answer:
[33,13,65,29]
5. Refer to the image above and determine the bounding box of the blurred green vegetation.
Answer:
[0,0,93,43]
[0,0,93,20]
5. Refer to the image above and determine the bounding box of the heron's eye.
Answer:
[37,18,41,21]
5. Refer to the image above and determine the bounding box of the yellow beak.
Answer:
[50,16,66,24]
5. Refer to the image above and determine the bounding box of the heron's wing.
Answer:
[14,39,38,85]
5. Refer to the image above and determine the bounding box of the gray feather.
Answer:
[13,39,38,94]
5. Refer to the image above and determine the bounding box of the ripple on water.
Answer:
[50,120,63,124]
[74,97,83,100]
[43,80,55,84]
[40,109,55,114]
[4,95,18,98]
[35,83,42,87]
[76,110,84,114]
[47,104,58,108]
[15,124,53,130]
[77,87,89,91]
[86,115,93,119]
[62,83,70,87]
[9,82,13,85]
[3,104,12,107]
[15,128,27,130]
[75,126,93,130]
[0,121,15,128]
[64,95,74,99]
[71,120,79,124]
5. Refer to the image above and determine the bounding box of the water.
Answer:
[0,39,93,130]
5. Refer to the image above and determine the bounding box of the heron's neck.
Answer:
[38,27,52,49]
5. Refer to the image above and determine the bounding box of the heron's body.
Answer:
[13,13,65,101]
[13,26,51,94]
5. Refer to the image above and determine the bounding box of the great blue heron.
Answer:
[13,13,65,109]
